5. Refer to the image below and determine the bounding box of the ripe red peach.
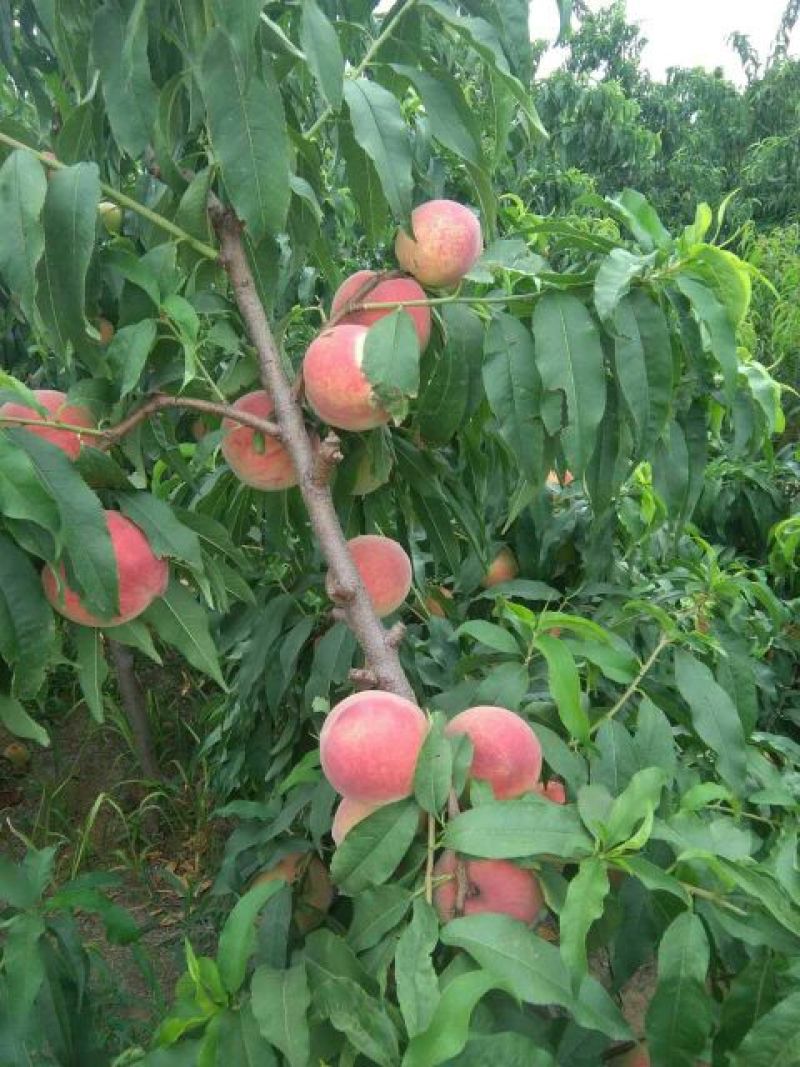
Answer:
[433,852,544,925]
[445,705,542,800]
[331,270,431,349]
[303,325,390,432]
[221,390,297,491]
[251,851,333,933]
[395,200,483,288]
[42,511,169,627]
[334,534,412,618]
[319,690,428,803]
[480,546,518,588]
[331,797,383,844]
[534,779,567,804]
[0,389,94,460]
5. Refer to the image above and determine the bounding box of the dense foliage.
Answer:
[0,2,797,1066]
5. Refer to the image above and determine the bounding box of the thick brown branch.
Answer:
[212,208,415,701]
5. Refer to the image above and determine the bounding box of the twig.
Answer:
[447,789,470,916]
[0,133,219,261]
[212,206,415,701]
[589,633,671,736]
[349,667,378,689]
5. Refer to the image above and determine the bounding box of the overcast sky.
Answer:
[529,0,798,83]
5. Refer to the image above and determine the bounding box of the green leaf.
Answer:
[301,0,344,109]
[142,578,225,688]
[417,305,483,444]
[313,975,400,1066]
[608,189,671,252]
[344,78,413,221]
[331,799,419,894]
[443,797,593,860]
[685,245,751,327]
[457,620,519,656]
[107,320,157,399]
[594,249,655,322]
[559,858,610,980]
[403,970,501,1067]
[715,953,780,1063]
[533,634,589,742]
[201,30,290,241]
[612,291,673,456]
[3,914,46,1034]
[218,879,284,994]
[0,532,55,699]
[211,0,266,62]
[414,714,453,816]
[674,273,737,403]
[446,1032,556,1066]
[645,913,713,1067]
[395,898,440,1039]
[347,885,413,954]
[0,692,49,747]
[392,64,481,166]
[11,429,119,618]
[483,313,544,484]
[73,627,108,723]
[729,992,800,1067]
[673,649,748,791]
[605,767,667,848]
[117,492,203,570]
[92,0,157,157]
[441,914,630,1039]
[36,162,101,355]
[250,963,310,1067]
[0,149,47,322]
[338,120,389,247]
[532,292,606,476]
[362,309,420,423]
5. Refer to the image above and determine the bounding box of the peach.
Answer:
[333,534,411,618]
[480,546,518,588]
[546,469,574,488]
[433,852,543,925]
[331,797,383,844]
[221,390,297,491]
[395,200,483,288]
[424,585,453,618]
[331,271,431,349]
[533,779,567,804]
[445,705,542,800]
[42,510,169,627]
[319,690,428,803]
[611,1044,650,1067]
[97,318,115,345]
[251,851,333,933]
[98,200,123,234]
[0,389,94,460]
[303,325,389,432]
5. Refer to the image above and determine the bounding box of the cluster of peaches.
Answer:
[320,688,565,926]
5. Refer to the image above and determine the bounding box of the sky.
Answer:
[529,0,798,83]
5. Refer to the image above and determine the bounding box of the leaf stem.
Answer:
[0,132,219,261]
[589,633,671,735]
[303,0,420,141]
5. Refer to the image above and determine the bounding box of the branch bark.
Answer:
[212,208,415,701]
[108,640,161,781]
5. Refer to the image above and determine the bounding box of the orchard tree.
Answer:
[0,2,798,1066]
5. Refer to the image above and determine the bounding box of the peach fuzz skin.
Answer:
[395,200,483,288]
[445,705,542,800]
[319,690,428,804]
[0,389,94,460]
[433,852,544,925]
[338,534,412,618]
[331,797,383,844]
[302,324,389,432]
[481,546,519,588]
[331,271,431,349]
[221,390,297,491]
[42,511,169,627]
[610,1044,650,1067]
